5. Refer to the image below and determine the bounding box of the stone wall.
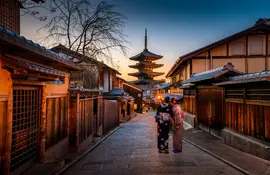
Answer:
[183,112,195,128]
[221,128,270,160]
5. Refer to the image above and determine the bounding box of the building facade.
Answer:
[167,18,270,93]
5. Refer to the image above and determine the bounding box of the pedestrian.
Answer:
[155,96,173,153]
[170,97,186,153]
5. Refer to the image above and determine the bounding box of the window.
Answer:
[231,41,245,55]
[250,36,264,55]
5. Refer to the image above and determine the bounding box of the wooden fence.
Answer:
[197,88,224,129]
[225,85,270,142]
[69,91,102,151]
[183,88,197,115]
[103,99,119,134]
[46,97,68,149]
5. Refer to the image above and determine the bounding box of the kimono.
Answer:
[155,103,173,151]
[172,104,185,151]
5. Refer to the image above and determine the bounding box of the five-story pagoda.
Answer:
[128,29,164,90]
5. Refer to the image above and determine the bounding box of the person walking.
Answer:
[170,97,186,153]
[155,97,173,153]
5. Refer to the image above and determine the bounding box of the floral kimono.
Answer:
[172,104,185,152]
[155,103,173,152]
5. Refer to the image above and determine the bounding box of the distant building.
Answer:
[128,29,164,90]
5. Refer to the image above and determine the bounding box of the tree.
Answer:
[40,0,128,66]
[20,0,50,21]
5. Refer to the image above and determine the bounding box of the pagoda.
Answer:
[128,29,164,90]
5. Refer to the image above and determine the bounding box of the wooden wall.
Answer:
[103,100,119,134]
[0,100,7,171]
[46,96,68,149]
[225,85,270,142]
[183,88,197,115]
[78,98,93,143]
[197,88,224,128]
[69,94,102,149]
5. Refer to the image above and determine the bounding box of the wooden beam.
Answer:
[40,84,47,163]
[12,80,45,86]
[226,43,229,56]
[13,71,61,81]
[4,74,12,175]
[246,100,270,106]
[208,50,211,70]
[76,93,80,147]
[245,35,249,73]
[266,34,268,70]
[225,98,244,104]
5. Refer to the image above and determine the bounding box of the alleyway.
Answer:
[63,113,243,175]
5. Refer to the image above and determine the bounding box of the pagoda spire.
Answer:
[144,28,148,51]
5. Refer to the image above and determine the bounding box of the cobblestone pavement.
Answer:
[63,112,244,175]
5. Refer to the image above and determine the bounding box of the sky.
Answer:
[20,0,270,81]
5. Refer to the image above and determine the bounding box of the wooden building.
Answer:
[180,62,242,137]
[181,61,270,159]
[117,77,143,113]
[216,70,270,160]
[167,18,270,93]
[0,25,78,174]
[51,45,124,150]
[51,44,121,93]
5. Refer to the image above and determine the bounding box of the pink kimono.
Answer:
[172,104,186,151]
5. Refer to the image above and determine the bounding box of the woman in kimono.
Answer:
[155,97,173,153]
[170,97,186,153]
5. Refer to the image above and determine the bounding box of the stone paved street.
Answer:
[63,113,244,175]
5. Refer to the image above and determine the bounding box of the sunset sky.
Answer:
[21,0,270,81]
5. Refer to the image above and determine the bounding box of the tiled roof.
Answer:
[27,62,66,77]
[216,70,270,86]
[51,44,121,75]
[182,62,243,84]
[183,67,224,84]
[0,25,77,69]
[110,88,124,95]
[2,56,66,77]
[130,49,163,61]
[150,83,171,91]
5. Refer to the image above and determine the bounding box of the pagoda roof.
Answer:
[129,61,163,69]
[128,71,164,77]
[130,79,164,84]
[130,49,163,61]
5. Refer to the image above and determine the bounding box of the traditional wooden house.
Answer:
[167,18,270,93]
[180,62,243,136]
[117,77,143,113]
[51,44,122,92]
[51,45,123,150]
[216,70,270,160]
[0,26,78,174]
